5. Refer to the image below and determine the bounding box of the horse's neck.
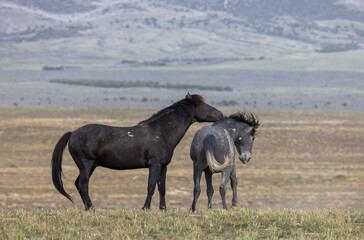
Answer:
[166,113,193,144]
[215,120,238,140]
[148,111,193,146]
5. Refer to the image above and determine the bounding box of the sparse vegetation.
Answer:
[119,58,240,67]
[42,66,64,71]
[49,79,233,91]
[216,100,239,106]
[9,0,96,14]
[316,42,360,53]
[0,209,363,239]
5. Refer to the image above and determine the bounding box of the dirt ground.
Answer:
[0,107,363,211]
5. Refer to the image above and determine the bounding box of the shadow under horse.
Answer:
[190,111,259,211]
[51,93,223,211]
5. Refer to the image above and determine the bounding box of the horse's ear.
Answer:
[186,92,192,99]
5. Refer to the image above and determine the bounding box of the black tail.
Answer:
[51,132,73,203]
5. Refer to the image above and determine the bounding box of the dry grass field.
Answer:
[0,107,363,211]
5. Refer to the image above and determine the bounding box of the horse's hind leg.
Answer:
[70,149,96,211]
[219,170,230,210]
[74,164,96,211]
[230,165,238,208]
[191,168,203,212]
[204,170,214,209]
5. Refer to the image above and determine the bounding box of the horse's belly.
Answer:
[96,149,147,170]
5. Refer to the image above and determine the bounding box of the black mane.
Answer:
[140,94,205,124]
[229,111,260,129]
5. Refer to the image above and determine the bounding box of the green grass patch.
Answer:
[0,209,363,239]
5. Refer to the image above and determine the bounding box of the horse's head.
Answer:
[234,127,256,164]
[229,112,260,164]
[185,93,223,122]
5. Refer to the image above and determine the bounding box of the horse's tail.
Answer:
[51,132,73,203]
[204,135,230,173]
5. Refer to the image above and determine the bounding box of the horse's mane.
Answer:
[139,94,205,124]
[229,111,260,130]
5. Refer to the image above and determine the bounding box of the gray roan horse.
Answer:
[190,111,259,211]
[51,93,223,211]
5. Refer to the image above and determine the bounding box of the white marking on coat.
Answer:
[128,132,134,137]
[155,136,159,139]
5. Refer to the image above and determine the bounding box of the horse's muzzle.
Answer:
[211,111,223,122]
[239,153,251,164]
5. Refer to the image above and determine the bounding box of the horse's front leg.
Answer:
[158,166,167,210]
[219,170,230,210]
[142,164,161,210]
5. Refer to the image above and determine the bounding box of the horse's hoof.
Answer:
[86,206,96,212]
[142,206,150,210]
[160,207,167,211]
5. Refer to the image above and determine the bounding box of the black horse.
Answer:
[190,111,259,211]
[51,93,223,211]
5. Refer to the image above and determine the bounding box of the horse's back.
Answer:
[70,124,134,152]
[68,123,148,169]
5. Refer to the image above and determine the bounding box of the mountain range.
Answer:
[1,0,363,70]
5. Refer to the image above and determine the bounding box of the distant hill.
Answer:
[163,0,364,21]
[0,0,363,69]
[5,0,96,14]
